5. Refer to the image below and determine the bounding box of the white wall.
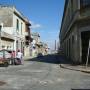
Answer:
[1,40,14,50]
[13,13,26,36]
[2,27,13,34]
[12,13,26,55]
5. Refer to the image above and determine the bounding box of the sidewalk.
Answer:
[58,56,90,73]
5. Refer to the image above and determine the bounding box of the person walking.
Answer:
[16,49,23,65]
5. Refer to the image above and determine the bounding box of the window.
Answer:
[21,23,23,35]
[7,46,9,49]
[2,45,5,49]
[72,35,74,44]
[16,40,18,51]
[80,0,90,8]
[16,19,19,30]
[21,42,23,53]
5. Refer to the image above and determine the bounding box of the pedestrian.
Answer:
[11,50,16,65]
[16,49,23,65]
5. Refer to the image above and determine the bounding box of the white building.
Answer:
[0,5,31,57]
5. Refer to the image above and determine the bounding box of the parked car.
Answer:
[37,53,43,58]
[0,49,12,67]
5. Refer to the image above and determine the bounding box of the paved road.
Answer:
[0,55,90,90]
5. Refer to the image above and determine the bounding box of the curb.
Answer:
[60,64,90,73]
[80,69,90,73]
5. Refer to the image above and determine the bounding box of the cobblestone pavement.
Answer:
[0,55,90,90]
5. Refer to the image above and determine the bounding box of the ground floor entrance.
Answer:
[81,31,90,64]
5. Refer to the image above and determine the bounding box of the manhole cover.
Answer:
[0,81,6,86]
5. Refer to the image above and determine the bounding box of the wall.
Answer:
[13,13,25,36]
[12,12,26,53]
[2,27,14,34]
[60,0,80,42]
[0,7,13,27]
[1,39,14,50]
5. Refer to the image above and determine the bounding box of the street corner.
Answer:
[60,63,90,74]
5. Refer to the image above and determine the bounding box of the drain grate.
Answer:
[0,81,6,86]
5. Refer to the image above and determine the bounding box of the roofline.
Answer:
[13,7,31,25]
[0,5,31,25]
[60,0,68,33]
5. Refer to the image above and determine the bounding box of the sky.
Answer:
[0,0,65,50]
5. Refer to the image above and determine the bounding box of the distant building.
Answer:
[59,0,90,64]
[30,32,40,57]
[30,32,48,57]
[0,5,31,57]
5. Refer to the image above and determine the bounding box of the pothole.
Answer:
[0,81,6,86]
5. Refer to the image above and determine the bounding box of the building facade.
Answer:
[0,5,31,57]
[30,32,48,57]
[59,0,90,64]
[30,32,41,57]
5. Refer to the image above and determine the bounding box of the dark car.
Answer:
[37,53,43,58]
[0,49,12,67]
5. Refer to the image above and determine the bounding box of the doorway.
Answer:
[81,31,90,64]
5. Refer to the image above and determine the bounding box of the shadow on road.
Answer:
[26,54,61,64]
[25,54,83,66]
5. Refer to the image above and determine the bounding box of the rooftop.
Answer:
[0,4,30,25]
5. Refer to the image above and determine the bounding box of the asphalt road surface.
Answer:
[0,55,90,90]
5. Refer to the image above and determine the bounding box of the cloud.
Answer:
[30,21,42,29]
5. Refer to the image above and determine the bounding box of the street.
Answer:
[0,55,90,90]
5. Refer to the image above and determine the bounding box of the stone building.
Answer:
[30,32,41,57]
[36,42,48,55]
[0,5,31,57]
[30,32,48,57]
[59,0,90,64]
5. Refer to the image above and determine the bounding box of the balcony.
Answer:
[1,31,14,41]
[36,42,43,47]
[25,36,32,45]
